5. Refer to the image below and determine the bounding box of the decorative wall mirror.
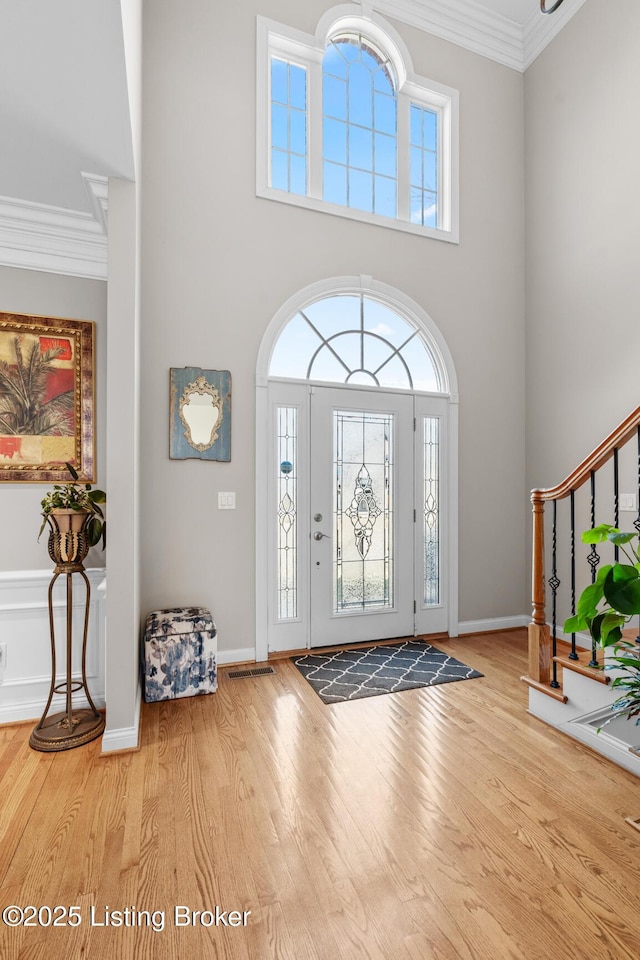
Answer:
[170,367,231,461]
[179,376,222,450]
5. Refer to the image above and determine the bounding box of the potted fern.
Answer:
[39,462,106,565]
[564,524,640,725]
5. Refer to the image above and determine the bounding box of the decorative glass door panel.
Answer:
[334,410,394,613]
[310,387,414,647]
[414,396,447,635]
[423,415,439,606]
[276,406,298,619]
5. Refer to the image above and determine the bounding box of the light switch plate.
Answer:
[620,493,637,512]
[218,492,236,510]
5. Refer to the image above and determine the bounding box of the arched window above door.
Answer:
[269,293,442,392]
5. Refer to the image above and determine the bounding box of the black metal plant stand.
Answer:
[29,512,104,752]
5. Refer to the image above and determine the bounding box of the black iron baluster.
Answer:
[569,490,578,660]
[636,426,640,644]
[548,499,561,687]
[613,447,619,561]
[588,470,600,667]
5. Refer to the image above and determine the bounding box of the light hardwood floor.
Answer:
[2,629,640,960]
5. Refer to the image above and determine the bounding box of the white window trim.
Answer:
[256,7,459,244]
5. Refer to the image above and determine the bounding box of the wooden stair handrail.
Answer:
[531,405,640,502]
[527,404,640,689]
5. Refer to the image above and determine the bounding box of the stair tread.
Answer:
[524,634,640,701]
[553,640,609,684]
[520,675,568,702]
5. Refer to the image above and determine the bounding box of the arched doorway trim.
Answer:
[255,276,459,661]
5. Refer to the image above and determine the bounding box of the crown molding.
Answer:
[370,0,586,72]
[373,0,523,69]
[82,172,109,234]
[522,0,587,70]
[0,187,108,281]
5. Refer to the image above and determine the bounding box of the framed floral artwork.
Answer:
[0,312,95,482]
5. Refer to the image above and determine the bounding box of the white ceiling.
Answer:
[0,0,583,223]
[0,0,133,216]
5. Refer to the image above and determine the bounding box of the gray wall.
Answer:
[0,265,107,572]
[140,0,527,653]
[525,0,640,491]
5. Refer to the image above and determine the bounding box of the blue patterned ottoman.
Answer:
[143,607,218,702]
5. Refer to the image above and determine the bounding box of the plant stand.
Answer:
[30,511,104,752]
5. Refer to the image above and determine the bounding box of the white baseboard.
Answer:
[546,624,592,650]
[217,647,256,666]
[455,616,594,651]
[458,614,528,635]
[0,568,106,726]
[528,664,640,780]
[99,648,254,751]
[100,646,256,750]
[101,682,142,753]
[0,693,105,726]
[170,621,590,666]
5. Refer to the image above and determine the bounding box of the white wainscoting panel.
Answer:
[0,568,106,724]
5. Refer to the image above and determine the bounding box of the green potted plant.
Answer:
[564,524,640,725]
[39,462,106,564]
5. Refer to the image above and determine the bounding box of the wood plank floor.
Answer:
[2,629,640,959]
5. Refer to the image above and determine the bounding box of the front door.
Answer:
[267,382,448,653]
[309,386,414,646]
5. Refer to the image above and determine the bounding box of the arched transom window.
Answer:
[269,294,442,392]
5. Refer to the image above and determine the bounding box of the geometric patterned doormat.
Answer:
[292,640,483,704]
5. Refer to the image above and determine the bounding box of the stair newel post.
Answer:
[529,490,551,685]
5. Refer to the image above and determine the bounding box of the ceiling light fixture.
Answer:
[540,0,566,13]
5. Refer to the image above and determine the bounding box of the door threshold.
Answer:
[268,632,450,660]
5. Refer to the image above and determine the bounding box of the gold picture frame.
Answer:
[0,312,95,482]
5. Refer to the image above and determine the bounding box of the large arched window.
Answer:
[257,8,459,242]
[269,293,442,392]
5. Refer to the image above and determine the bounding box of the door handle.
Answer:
[313,531,329,541]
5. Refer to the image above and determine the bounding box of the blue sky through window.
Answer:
[271,58,307,195]
[322,37,397,218]
[409,103,438,227]
[269,294,440,392]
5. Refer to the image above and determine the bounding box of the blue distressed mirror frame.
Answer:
[169,367,231,461]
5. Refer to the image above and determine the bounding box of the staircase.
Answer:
[522,405,640,777]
